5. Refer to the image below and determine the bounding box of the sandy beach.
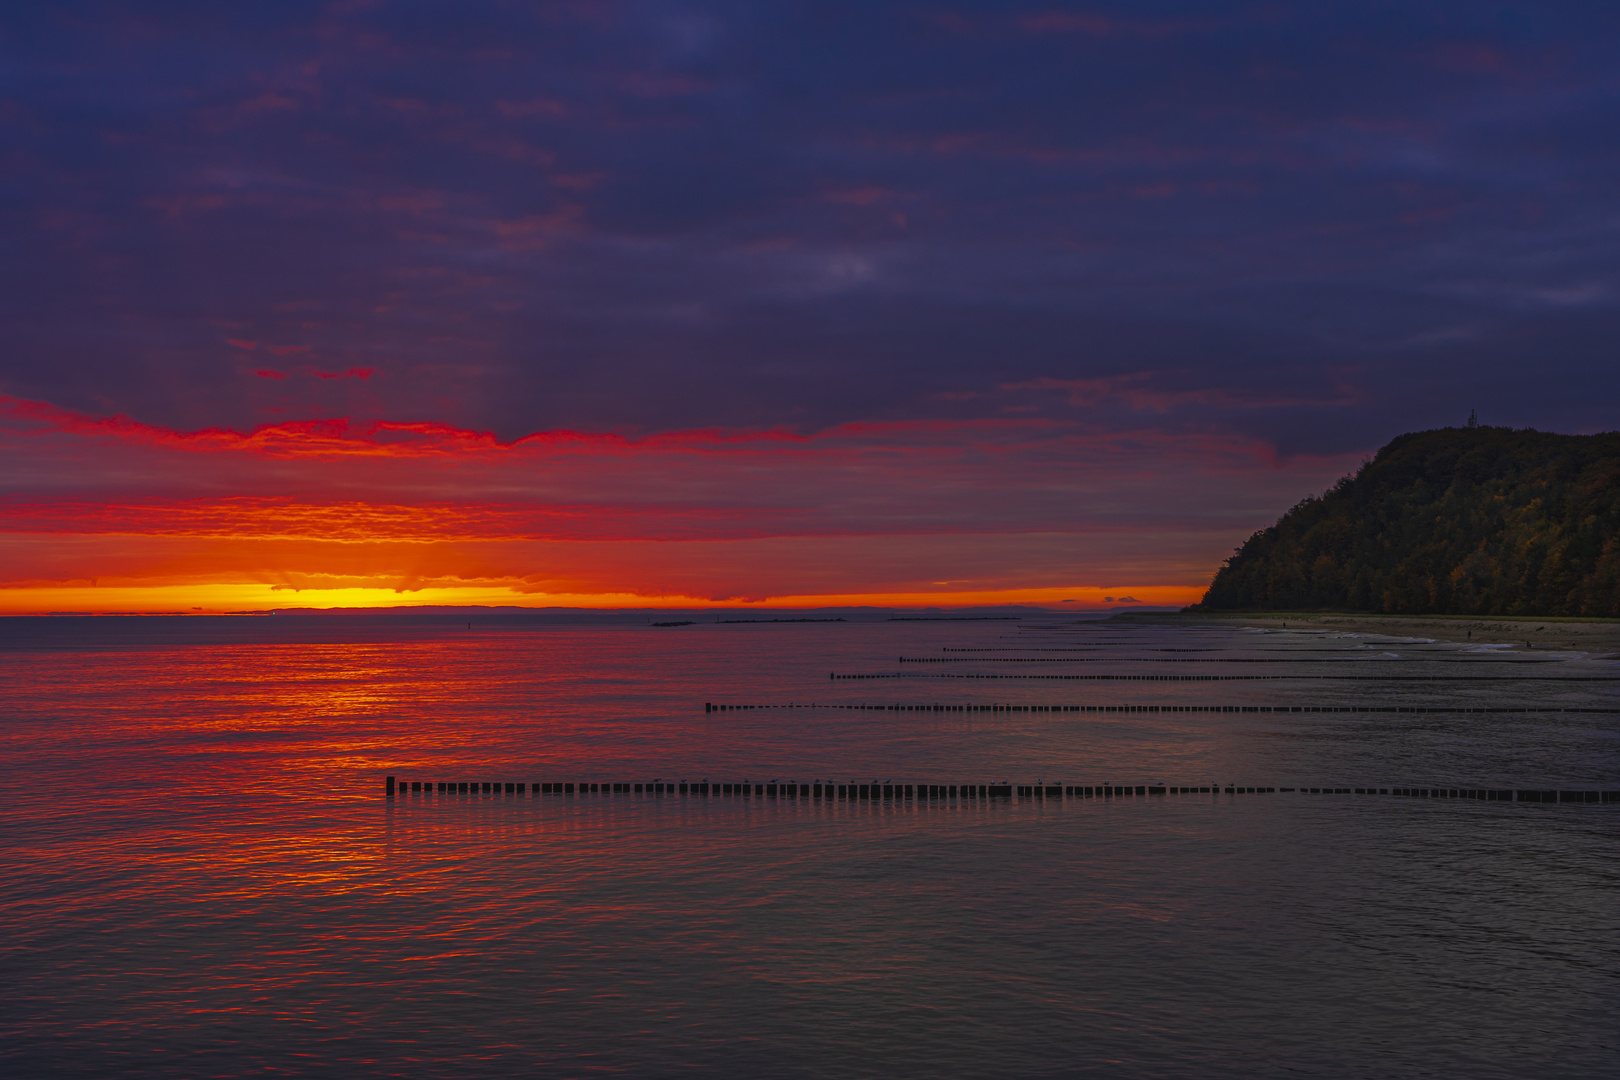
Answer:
[1110,611,1620,655]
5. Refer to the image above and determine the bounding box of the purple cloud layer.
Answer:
[1,1,1616,454]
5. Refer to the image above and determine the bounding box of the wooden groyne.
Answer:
[829,671,1620,682]
[899,656,1564,663]
[704,701,1620,715]
[384,777,1619,803]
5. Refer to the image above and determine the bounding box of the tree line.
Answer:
[1193,425,1620,617]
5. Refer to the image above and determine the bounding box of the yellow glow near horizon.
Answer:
[0,581,1203,614]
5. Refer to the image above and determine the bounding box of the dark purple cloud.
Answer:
[2,0,1617,451]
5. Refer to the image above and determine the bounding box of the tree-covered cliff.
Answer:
[1195,425,1620,617]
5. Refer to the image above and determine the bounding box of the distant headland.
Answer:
[1190,423,1620,619]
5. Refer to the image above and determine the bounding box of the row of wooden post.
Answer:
[384,777,1619,802]
[707,702,1620,714]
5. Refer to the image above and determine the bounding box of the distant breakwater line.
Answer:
[830,672,1620,683]
[704,701,1620,715]
[898,655,1563,664]
[384,778,1619,805]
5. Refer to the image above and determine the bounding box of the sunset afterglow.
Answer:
[1,393,1352,612]
[4,4,1616,1077]
[4,1,1612,612]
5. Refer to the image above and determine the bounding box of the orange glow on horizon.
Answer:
[1,395,1357,618]
[0,582,1201,615]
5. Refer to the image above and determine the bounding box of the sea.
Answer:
[1,612,1616,1079]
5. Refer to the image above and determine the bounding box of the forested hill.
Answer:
[1194,426,1620,617]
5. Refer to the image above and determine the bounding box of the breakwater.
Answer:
[899,655,1563,663]
[705,701,1620,714]
[384,777,1619,803]
[829,671,1620,682]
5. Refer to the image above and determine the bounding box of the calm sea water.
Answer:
[1,614,1616,1078]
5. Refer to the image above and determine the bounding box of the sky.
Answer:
[2,1,1617,613]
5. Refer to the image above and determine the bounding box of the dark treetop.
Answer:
[1195,425,1620,618]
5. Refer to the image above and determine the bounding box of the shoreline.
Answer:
[1107,611,1620,654]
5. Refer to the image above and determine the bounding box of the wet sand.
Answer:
[1109,611,1620,654]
